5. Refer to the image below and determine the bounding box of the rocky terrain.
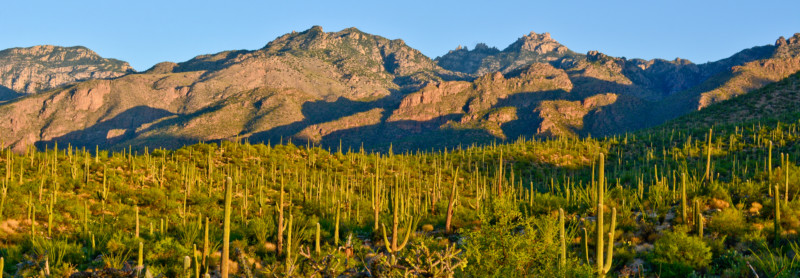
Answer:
[0,27,798,152]
[0,45,132,99]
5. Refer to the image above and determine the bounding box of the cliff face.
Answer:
[0,28,798,152]
[0,45,133,95]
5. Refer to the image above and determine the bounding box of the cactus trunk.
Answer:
[775,183,781,244]
[559,208,566,269]
[446,167,459,233]
[221,177,233,278]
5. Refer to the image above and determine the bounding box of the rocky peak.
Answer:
[784,33,800,45]
[505,31,569,55]
[587,50,611,62]
[773,33,800,58]
[261,26,439,79]
[774,33,800,48]
[0,45,133,94]
[776,36,787,47]
[437,30,577,75]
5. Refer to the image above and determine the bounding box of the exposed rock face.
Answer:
[0,45,132,94]
[435,43,501,76]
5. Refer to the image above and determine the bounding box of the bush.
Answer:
[649,231,712,277]
[709,208,748,239]
[459,198,592,277]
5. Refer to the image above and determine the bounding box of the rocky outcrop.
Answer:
[535,93,619,137]
[0,45,132,94]
[436,31,578,75]
[506,32,569,55]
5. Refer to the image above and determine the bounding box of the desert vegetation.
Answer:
[0,108,799,278]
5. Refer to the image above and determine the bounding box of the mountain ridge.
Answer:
[0,27,798,152]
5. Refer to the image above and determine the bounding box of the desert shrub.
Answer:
[709,208,748,239]
[709,249,749,277]
[459,197,592,277]
[648,231,712,277]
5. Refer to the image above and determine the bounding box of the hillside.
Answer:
[658,71,800,131]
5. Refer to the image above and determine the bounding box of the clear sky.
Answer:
[2,0,798,71]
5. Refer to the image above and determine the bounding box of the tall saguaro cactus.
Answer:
[221,177,233,278]
[696,200,704,238]
[135,205,140,238]
[202,217,209,272]
[286,214,293,271]
[372,167,383,232]
[596,153,616,278]
[775,183,781,244]
[785,154,790,203]
[0,181,7,221]
[704,128,713,184]
[559,208,566,269]
[137,242,144,268]
[445,167,459,233]
[277,177,285,256]
[681,173,687,224]
[315,222,321,256]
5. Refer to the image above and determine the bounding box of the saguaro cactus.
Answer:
[202,217,209,271]
[696,201,704,238]
[0,182,7,221]
[681,173,687,224]
[277,178,285,256]
[445,167,459,233]
[286,214,293,271]
[137,242,144,268]
[334,205,340,246]
[769,141,773,179]
[372,169,383,232]
[785,154,790,203]
[221,177,233,278]
[559,208,566,269]
[135,205,140,238]
[381,183,416,253]
[596,153,616,278]
[47,192,54,237]
[704,128,713,184]
[775,183,781,244]
[315,222,321,256]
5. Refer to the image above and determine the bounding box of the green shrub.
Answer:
[709,208,748,239]
[459,198,592,277]
[649,231,712,277]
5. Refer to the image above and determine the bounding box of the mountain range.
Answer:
[0,26,798,152]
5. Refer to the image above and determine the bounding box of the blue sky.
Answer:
[2,0,798,71]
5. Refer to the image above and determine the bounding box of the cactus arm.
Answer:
[603,207,616,273]
[381,223,393,252]
[397,216,416,251]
